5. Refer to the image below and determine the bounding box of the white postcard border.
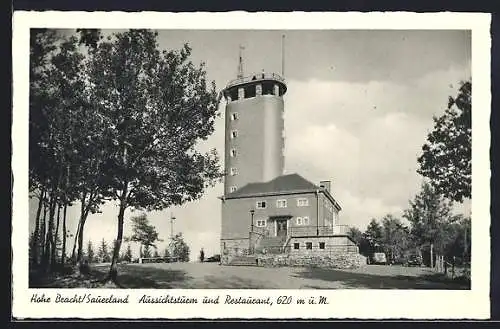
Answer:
[12,11,492,319]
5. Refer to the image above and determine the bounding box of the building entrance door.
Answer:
[276,220,287,237]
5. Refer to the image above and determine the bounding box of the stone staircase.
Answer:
[228,255,258,266]
[227,235,288,266]
[255,235,288,254]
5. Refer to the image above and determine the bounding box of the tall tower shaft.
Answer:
[222,72,287,196]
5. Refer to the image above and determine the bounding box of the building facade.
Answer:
[220,173,357,263]
[219,65,363,267]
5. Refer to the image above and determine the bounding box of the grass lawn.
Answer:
[30,262,470,289]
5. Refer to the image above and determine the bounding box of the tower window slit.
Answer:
[228,88,238,101]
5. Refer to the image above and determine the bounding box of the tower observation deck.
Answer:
[222,72,288,196]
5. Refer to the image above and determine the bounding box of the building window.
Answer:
[296,217,310,226]
[228,88,238,101]
[297,198,309,207]
[256,219,267,227]
[231,112,238,121]
[276,199,287,208]
[293,243,300,250]
[256,201,267,209]
[231,130,238,139]
[244,85,256,98]
[229,186,237,193]
[319,242,325,250]
[274,84,280,96]
[262,82,274,95]
[256,84,262,96]
[230,149,237,157]
[230,167,238,176]
[305,242,312,250]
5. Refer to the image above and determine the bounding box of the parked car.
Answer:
[205,254,221,263]
[367,252,387,265]
[404,254,423,267]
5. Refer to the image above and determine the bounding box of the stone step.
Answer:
[255,236,287,255]
[258,236,287,247]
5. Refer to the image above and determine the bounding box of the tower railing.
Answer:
[226,72,285,88]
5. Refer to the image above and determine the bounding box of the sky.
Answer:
[29,29,471,260]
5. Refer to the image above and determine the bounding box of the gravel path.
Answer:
[94,262,468,289]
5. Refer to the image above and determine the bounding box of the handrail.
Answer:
[288,225,350,237]
[228,244,360,255]
[252,226,266,236]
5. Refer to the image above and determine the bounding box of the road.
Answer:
[90,262,469,289]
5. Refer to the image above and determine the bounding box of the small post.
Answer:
[316,190,320,236]
[249,209,255,254]
[237,45,245,79]
[250,209,255,233]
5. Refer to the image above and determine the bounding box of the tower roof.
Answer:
[228,173,318,197]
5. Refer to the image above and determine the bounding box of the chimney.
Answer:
[319,180,331,193]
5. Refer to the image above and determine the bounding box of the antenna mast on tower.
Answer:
[281,34,285,78]
[237,45,245,78]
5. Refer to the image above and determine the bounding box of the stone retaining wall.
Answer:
[256,252,367,269]
[221,238,249,264]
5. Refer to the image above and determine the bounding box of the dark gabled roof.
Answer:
[226,173,319,198]
[224,173,342,210]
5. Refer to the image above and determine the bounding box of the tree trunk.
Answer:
[71,219,81,263]
[62,162,70,265]
[40,199,48,262]
[464,225,468,263]
[430,243,434,269]
[77,214,89,263]
[33,189,45,265]
[61,204,67,264]
[75,192,90,264]
[109,197,127,282]
[48,198,57,270]
[109,146,129,282]
[52,203,62,265]
[43,196,56,271]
